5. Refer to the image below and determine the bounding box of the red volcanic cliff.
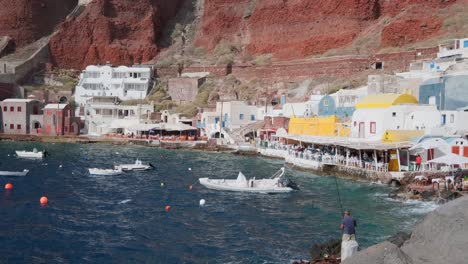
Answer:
[195,0,458,59]
[49,0,183,69]
[0,0,77,48]
[0,0,461,70]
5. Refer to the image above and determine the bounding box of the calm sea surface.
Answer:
[0,141,437,263]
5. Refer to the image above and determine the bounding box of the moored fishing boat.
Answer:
[199,167,299,194]
[0,169,29,176]
[15,148,46,159]
[114,159,154,171]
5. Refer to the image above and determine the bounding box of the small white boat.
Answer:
[0,169,29,176]
[199,167,299,194]
[15,148,45,159]
[114,159,154,171]
[88,168,123,176]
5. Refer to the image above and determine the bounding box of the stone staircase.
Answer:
[229,120,265,145]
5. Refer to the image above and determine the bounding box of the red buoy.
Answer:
[40,196,48,205]
[4,183,13,190]
[165,205,171,212]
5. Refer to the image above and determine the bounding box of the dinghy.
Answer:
[88,168,123,176]
[0,169,29,176]
[15,148,45,159]
[199,167,299,194]
[114,159,154,171]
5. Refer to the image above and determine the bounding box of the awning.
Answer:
[282,134,413,150]
[428,153,468,166]
[409,138,450,154]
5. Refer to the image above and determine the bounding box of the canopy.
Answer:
[409,138,450,154]
[236,172,247,183]
[428,153,468,166]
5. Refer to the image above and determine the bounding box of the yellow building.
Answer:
[289,115,350,137]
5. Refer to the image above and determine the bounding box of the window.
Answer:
[17,124,21,129]
[9,124,14,129]
[323,99,329,106]
[450,114,454,123]
[239,114,244,120]
[354,121,357,127]
[370,122,376,134]
[2,106,6,112]
[17,106,21,112]
[10,106,14,112]
[250,115,255,121]
[392,112,396,117]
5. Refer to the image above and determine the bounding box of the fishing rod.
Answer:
[333,175,344,216]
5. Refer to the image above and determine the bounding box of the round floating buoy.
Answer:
[59,165,63,168]
[189,185,193,190]
[160,182,165,187]
[165,205,171,212]
[4,183,13,190]
[199,199,206,206]
[188,168,192,171]
[40,196,48,205]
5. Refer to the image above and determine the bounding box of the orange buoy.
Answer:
[4,183,13,190]
[40,196,48,205]
[165,205,171,212]
[189,185,193,190]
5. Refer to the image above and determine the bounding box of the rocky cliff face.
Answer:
[0,0,78,48]
[0,0,462,70]
[195,0,458,59]
[49,0,184,69]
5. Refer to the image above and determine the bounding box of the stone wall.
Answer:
[155,48,439,82]
[167,77,205,104]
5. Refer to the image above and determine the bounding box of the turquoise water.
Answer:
[0,141,437,263]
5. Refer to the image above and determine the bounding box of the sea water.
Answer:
[0,141,437,263]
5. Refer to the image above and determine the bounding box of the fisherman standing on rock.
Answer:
[340,210,357,241]
[340,210,359,261]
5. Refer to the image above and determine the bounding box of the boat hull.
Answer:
[88,168,123,176]
[0,169,29,176]
[199,178,293,193]
[15,151,44,159]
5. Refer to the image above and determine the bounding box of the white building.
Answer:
[351,94,421,139]
[74,65,153,105]
[282,95,323,117]
[437,38,468,59]
[199,101,263,140]
[83,96,154,136]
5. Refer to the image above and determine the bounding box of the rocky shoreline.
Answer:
[294,195,468,264]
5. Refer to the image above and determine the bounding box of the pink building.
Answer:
[42,104,80,136]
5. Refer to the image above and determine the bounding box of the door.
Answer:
[358,122,365,138]
[427,148,435,160]
[452,146,460,155]
[464,147,468,157]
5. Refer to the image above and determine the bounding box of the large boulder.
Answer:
[342,241,412,264]
[401,196,468,264]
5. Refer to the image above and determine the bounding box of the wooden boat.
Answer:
[0,169,29,176]
[199,167,299,194]
[88,168,123,176]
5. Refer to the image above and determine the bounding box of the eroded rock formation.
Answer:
[49,0,184,69]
